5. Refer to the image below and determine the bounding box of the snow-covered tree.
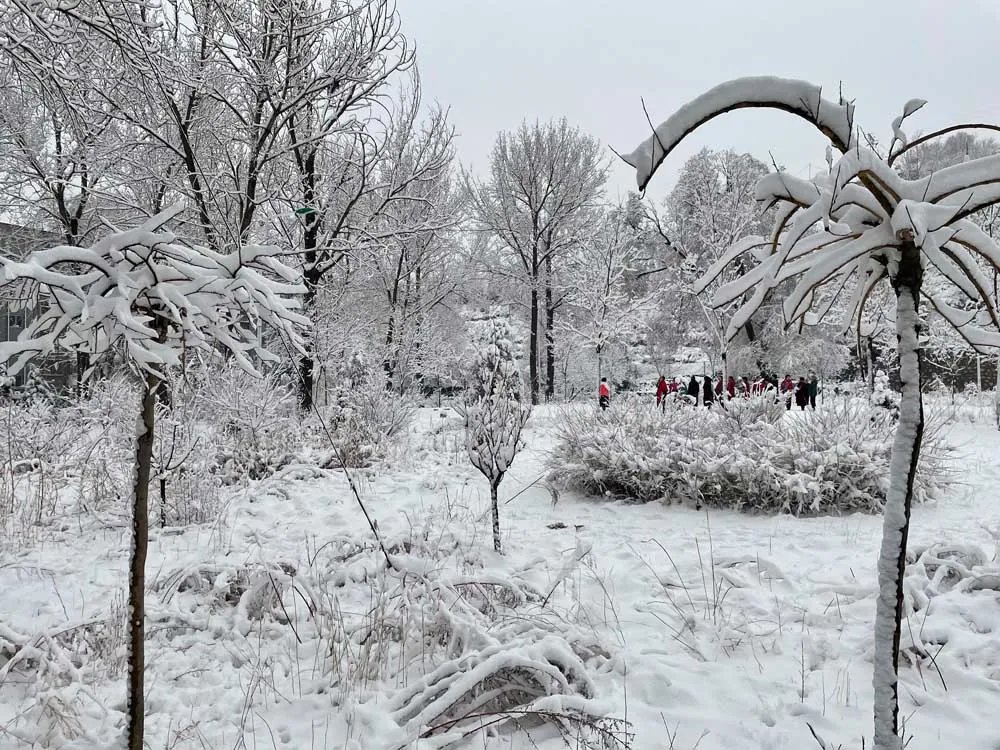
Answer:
[465,119,607,403]
[465,392,530,555]
[465,319,530,553]
[468,315,523,402]
[0,206,307,750]
[560,207,656,381]
[639,149,776,381]
[284,76,456,406]
[621,77,1000,750]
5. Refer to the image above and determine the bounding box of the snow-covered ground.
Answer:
[2,405,1000,749]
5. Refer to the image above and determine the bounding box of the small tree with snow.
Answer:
[468,315,523,401]
[465,321,530,553]
[0,206,307,750]
[621,77,1000,750]
[561,208,657,382]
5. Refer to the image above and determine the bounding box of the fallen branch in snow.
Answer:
[386,634,617,748]
[420,706,633,750]
[0,618,105,685]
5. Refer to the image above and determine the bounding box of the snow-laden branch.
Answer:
[620,77,856,191]
[0,204,309,380]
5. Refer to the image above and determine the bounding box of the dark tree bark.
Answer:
[544,257,556,401]
[528,285,539,405]
[298,264,320,410]
[127,369,159,750]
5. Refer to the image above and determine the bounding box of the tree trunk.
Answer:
[544,310,555,400]
[383,310,396,391]
[867,335,876,394]
[873,243,924,750]
[491,481,501,554]
[75,352,90,398]
[544,259,555,401]
[995,272,1000,431]
[528,285,539,405]
[995,351,1000,431]
[127,372,158,750]
[298,271,319,410]
[159,476,166,528]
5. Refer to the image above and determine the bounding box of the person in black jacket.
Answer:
[686,375,699,403]
[795,376,809,410]
[702,376,714,407]
[808,372,819,409]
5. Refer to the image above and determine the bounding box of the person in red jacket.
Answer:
[726,375,736,399]
[780,374,794,410]
[598,377,611,410]
[655,375,668,408]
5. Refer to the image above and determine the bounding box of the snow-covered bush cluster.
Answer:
[547,396,951,515]
[897,542,1000,685]
[871,370,900,418]
[0,362,418,548]
[193,364,302,482]
[318,377,416,469]
[140,492,625,749]
[0,376,136,546]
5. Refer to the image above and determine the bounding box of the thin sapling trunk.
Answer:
[127,370,159,750]
[873,242,924,750]
[491,481,501,553]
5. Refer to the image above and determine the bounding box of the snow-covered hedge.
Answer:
[547,395,951,515]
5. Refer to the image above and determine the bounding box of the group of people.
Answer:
[651,372,820,410]
[597,372,821,411]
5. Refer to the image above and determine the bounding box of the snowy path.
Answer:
[1,407,999,749]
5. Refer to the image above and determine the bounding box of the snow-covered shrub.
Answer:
[717,391,785,428]
[297,507,627,748]
[151,399,224,527]
[547,398,949,515]
[466,315,523,401]
[0,376,138,544]
[871,370,900,419]
[318,376,415,468]
[927,387,998,424]
[772,398,952,509]
[0,589,128,745]
[195,364,300,482]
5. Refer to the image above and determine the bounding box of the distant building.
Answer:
[0,223,75,392]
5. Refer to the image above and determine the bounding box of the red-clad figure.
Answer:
[655,375,669,407]
[669,378,679,394]
[726,376,736,399]
[780,374,794,410]
[714,376,724,398]
[598,377,611,410]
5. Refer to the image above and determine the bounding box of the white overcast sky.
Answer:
[399,0,1000,202]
